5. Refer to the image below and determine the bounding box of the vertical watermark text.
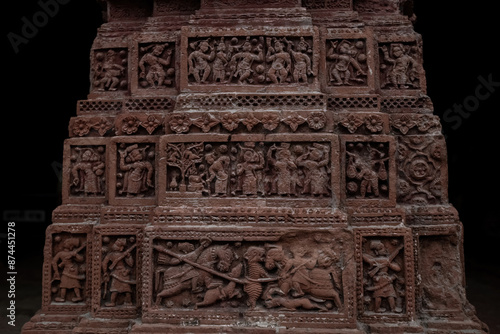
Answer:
[6,222,16,327]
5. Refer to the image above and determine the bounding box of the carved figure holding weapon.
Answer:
[362,240,403,313]
[102,238,136,307]
[52,238,87,302]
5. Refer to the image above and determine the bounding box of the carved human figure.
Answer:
[94,49,125,91]
[70,147,105,196]
[195,263,243,309]
[102,238,136,307]
[154,239,212,305]
[205,144,231,196]
[308,250,342,310]
[282,246,317,297]
[362,240,403,313]
[267,143,298,196]
[286,37,313,83]
[212,38,229,83]
[264,245,343,310]
[236,143,265,196]
[346,144,388,198]
[230,37,264,84]
[118,144,154,197]
[188,39,215,83]
[296,144,330,196]
[52,238,86,303]
[380,43,420,89]
[186,164,207,194]
[327,40,367,86]
[139,43,173,88]
[266,38,291,84]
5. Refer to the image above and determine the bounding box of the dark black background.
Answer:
[2,1,499,332]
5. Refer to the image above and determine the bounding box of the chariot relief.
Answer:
[165,141,331,198]
[150,232,351,313]
[187,35,315,85]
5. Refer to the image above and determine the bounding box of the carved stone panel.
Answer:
[42,224,93,314]
[341,136,396,207]
[322,28,375,93]
[180,27,320,92]
[141,227,357,328]
[91,48,129,94]
[62,138,108,204]
[355,228,415,320]
[109,137,158,206]
[418,234,467,316]
[159,134,340,207]
[378,41,423,91]
[92,225,143,318]
[137,42,176,90]
[326,39,368,87]
[396,135,448,205]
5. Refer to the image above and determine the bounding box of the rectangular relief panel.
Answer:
[341,135,396,207]
[91,225,144,318]
[355,227,415,321]
[418,233,467,317]
[158,134,340,208]
[42,224,94,314]
[109,136,159,206]
[141,227,358,328]
[321,27,375,94]
[62,138,108,205]
[180,26,320,93]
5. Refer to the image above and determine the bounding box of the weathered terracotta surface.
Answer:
[23,1,488,333]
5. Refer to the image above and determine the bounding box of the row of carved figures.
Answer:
[69,138,443,203]
[91,39,421,90]
[51,234,425,314]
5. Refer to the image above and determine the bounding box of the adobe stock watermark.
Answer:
[7,0,72,54]
[442,73,499,133]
